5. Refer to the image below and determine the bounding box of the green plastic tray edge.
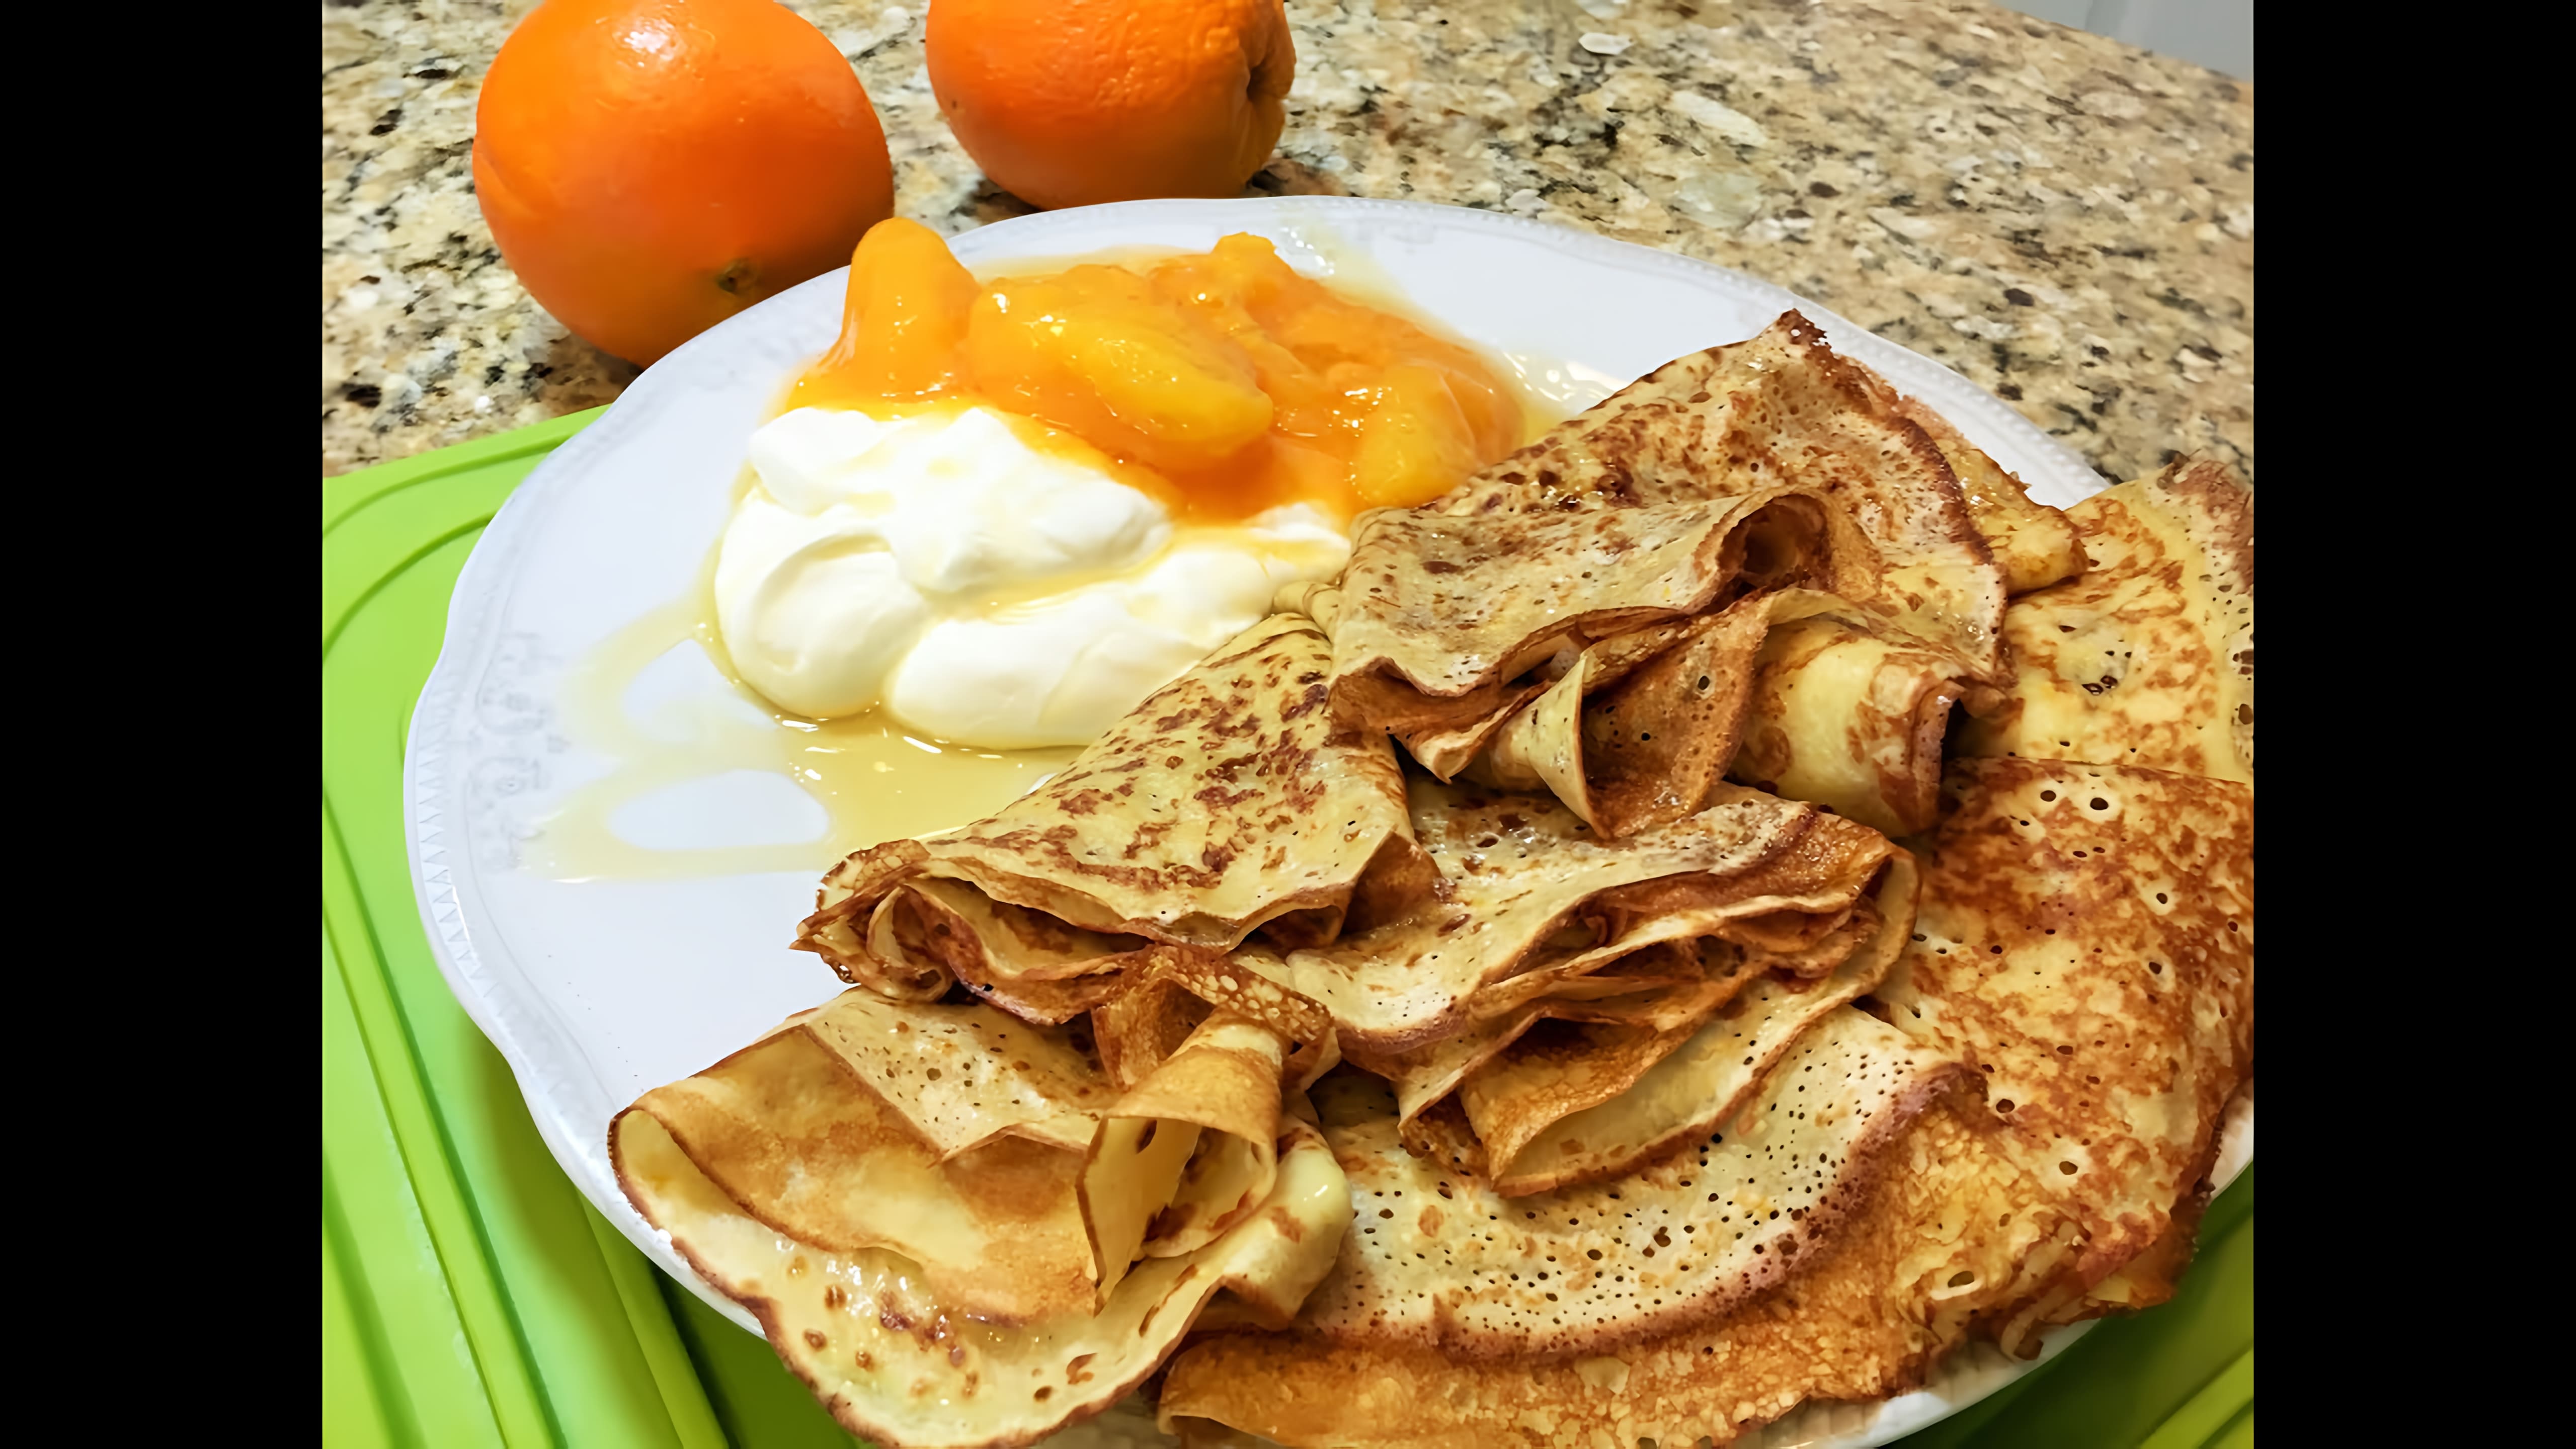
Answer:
[324,418,738,1449]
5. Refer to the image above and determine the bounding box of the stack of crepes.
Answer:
[1159,402,2255,1446]
[607,314,2254,1449]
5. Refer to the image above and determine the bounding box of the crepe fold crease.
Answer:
[610,988,1351,1448]
[1274,778,1903,1071]
[1957,454,2252,782]
[793,613,1433,1012]
[1876,757,2253,1299]
[1302,311,2048,838]
[1366,850,1918,1196]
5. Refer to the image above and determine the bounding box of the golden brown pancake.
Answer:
[618,997,1106,1325]
[1434,310,2004,675]
[1301,312,2018,839]
[1956,455,2253,781]
[1156,1080,2086,1448]
[1360,851,1916,1196]
[610,983,1354,1448]
[1465,588,1853,838]
[1730,601,2004,837]
[617,1104,1347,1449]
[794,614,1434,1006]
[1289,1007,1972,1360]
[1889,394,2084,596]
[1320,484,1875,737]
[1260,777,1899,1059]
[1876,757,2253,1292]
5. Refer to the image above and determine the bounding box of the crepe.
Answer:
[614,989,1302,1320]
[1432,310,2004,674]
[1468,857,1912,1195]
[1267,777,1899,1059]
[1464,588,1846,838]
[1303,312,2019,839]
[1889,395,2084,596]
[1729,602,2003,838]
[1956,455,2254,782]
[1875,756,2253,1296]
[1322,482,1877,742]
[618,1109,1345,1449]
[1364,851,1917,1196]
[611,986,1351,1448]
[1291,1006,1974,1360]
[795,613,1434,1006]
[1157,1099,2086,1449]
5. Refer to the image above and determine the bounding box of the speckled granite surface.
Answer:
[323,0,2250,484]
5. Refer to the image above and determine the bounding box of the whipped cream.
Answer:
[714,407,1348,749]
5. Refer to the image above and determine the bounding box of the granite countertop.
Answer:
[323,0,2250,485]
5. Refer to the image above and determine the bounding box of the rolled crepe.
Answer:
[796,613,1435,1011]
[1957,454,2253,782]
[610,983,1351,1448]
[1729,602,2003,838]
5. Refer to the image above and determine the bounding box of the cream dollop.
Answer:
[714,407,1349,749]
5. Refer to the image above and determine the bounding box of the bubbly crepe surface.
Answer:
[1878,757,2253,1283]
[1157,1101,2085,1448]
[1959,456,2253,781]
[1294,1007,1969,1359]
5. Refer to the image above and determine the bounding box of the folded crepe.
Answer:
[1431,310,2005,674]
[1444,589,1989,840]
[1364,851,1918,1196]
[1156,1096,2087,1449]
[1875,757,2253,1301]
[611,983,1350,1448]
[1263,777,1901,1065]
[1956,455,2253,782]
[1729,600,2006,837]
[1461,587,1854,837]
[1290,1006,1975,1360]
[1318,482,1880,823]
[1889,394,2085,596]
[1306,312,2023,838]
[794,613,1434,1011]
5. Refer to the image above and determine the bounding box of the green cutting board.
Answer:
[319,416,2251,1449]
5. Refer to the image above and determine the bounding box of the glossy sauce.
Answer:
[524,504,1078,882]
[789,221,1535,522]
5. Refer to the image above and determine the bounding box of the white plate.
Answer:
[405,197,2243,1449]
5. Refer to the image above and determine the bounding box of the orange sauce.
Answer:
[786,219,1526,523]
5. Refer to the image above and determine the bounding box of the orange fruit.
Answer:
[472,0,895,366]
[925,0,1294,211]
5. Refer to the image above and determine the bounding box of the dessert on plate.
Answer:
[602,220,2254,1448]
